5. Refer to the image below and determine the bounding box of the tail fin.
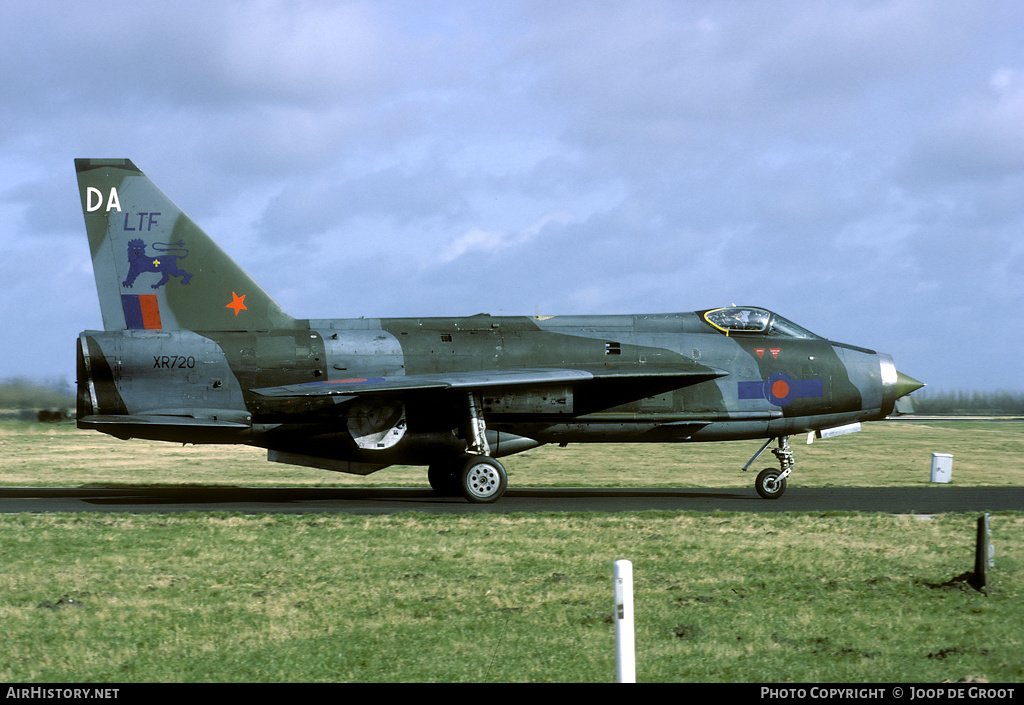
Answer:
[75,159,295,331]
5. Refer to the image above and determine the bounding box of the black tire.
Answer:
[427,462,460,496]
[755,468,786,499]
[459,456,508,503]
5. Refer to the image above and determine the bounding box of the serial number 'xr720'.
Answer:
[153,355,196,369]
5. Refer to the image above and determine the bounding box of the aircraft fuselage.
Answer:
[78,308,904,467]
[74,159,923,501]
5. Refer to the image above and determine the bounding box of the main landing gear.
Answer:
[427,392,508,503]
[428,455,508,503]
[743,436,794,499]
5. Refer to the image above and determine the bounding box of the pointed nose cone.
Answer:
[895,371,924,399]
[879,355,924,418]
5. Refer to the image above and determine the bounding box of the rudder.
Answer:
[76,158,294,331]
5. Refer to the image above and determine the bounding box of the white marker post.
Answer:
[613,559,635,683]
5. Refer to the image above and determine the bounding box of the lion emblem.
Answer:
[122,239,192,289]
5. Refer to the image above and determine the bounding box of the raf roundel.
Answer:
[765,372,798,406]
[737,374,824,407]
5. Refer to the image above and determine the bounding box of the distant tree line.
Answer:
[0,378,74,412]
[910,389,1024,415]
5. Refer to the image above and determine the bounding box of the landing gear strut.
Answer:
[744,436,793,499]
[427,392,508,503]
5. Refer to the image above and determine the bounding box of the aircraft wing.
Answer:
[80,414,251,428]
[251,365,725,398]
[76,410,253,443]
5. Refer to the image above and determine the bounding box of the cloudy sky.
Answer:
[2,0,1022,393]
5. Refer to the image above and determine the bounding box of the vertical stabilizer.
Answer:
[75,158,294,331]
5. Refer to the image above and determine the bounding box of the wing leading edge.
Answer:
[251,365,726,399]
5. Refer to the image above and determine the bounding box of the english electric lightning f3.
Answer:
[75,159,924,502]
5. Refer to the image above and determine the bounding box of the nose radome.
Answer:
[878,354,924,418]
[895,371,924,399]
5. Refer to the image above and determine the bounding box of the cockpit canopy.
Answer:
[702,307,819,339]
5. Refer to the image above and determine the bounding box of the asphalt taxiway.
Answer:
[0,486,1021,514]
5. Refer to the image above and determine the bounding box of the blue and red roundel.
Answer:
[765,372,798,406]
[738,375,823,407]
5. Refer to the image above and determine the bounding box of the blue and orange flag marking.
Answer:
[121,294,162,330]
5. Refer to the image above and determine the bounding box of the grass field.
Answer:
[2,418,1022,489]
[0,419,1021,683]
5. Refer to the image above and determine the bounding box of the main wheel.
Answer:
[755,468,787,499]
[427,462,460,496]
[459,456,508,503]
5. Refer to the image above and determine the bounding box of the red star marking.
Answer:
[226,292,247,316]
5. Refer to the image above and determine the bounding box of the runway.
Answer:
[0,486,1021,514]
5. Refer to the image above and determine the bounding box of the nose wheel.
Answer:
[755,468,787,499]
[744,436,793,500]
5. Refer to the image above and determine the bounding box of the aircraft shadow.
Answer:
[1,485,749,505]
[3,486,1019,513]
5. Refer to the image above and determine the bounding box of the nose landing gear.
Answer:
[744,436,794,499]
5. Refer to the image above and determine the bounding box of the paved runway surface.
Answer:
[1,486,1021,514]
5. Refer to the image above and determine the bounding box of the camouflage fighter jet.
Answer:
[75,159,924,503]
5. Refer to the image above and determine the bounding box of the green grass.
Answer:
[0,420,1021,683]
[2,419,1022,489]
[1,512,1021,683]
